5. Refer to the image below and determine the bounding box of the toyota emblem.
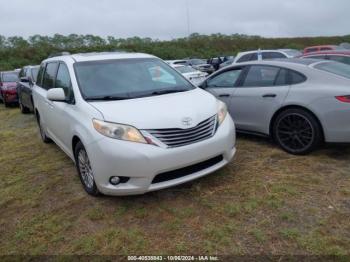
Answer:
[182,117,193,127]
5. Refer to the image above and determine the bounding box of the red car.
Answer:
[0,71,19,107]
[300,50,350,65]
[303,45,341,54]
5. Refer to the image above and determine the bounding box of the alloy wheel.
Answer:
[276,113,314,153]
[77,149,95,190]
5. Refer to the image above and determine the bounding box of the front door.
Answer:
[230,65,291,134]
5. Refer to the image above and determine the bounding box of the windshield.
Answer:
[176,66,197,74]
[74,58,194,100]
[2,72,18,82]
[314,61,350,79]
[190,59,206,65]
[31,67,39,81]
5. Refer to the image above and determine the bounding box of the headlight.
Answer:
[217,101,227,125]
[92,119,147,144]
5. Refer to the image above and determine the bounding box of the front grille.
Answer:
[146,115,217,148]
[152,155,224,184]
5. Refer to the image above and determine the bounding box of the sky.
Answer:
[1,0,349,39]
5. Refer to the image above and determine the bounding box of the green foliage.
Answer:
[0,33,350,71]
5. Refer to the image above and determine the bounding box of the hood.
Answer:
[89,88,218,129]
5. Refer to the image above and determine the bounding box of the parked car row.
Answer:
[1,44,350,197]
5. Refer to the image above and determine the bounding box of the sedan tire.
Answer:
[273,108,323,155]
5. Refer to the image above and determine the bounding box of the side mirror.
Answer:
[199,81,207,89]
[47,88,66,102]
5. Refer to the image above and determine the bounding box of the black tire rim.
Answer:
[77,149,94,189]
[276,113,314,152]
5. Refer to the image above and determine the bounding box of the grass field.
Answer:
[0,105,350,256]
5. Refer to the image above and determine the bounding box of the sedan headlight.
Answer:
[92,119,147,144]
[217,101,228,126]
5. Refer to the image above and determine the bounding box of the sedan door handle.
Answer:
[219,94,231,98]
[262,94,277,98]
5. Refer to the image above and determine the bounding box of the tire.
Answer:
[74,141,100,196]
[37,114,52,143]
[272,108,323,155]
[19,99,30,114]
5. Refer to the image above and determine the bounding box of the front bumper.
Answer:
[86,115,236,196]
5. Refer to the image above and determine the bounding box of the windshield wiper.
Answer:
[151,89,188,96]
[85,95,130,101]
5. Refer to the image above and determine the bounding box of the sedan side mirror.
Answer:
[47,88,66,102]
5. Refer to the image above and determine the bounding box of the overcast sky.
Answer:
[1,0,349,39]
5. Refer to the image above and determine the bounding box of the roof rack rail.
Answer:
[48,51,71,58]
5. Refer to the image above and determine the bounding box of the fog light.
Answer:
[110,176,121,185]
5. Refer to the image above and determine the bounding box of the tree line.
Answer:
[1,33,350,71]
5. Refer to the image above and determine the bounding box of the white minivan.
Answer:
[32,52,236,196]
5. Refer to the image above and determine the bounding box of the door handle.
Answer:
[219,94,231,98]
[262,94,277,98]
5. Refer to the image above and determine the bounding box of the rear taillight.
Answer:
[336,96,350,103]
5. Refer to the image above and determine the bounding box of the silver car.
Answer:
[200,58,350,154]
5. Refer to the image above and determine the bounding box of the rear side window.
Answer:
[274,68,289,86]
[320,47,332,51]
[242,66,280,87]
[262,52,287,59]
[289,71,307,85]
[42,63,58,90]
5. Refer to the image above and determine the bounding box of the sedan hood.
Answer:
[89,88,218,129]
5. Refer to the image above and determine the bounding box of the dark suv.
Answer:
[17,65,39,113]
[0,71,19,107]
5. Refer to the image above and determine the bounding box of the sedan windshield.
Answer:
[74,58,194,100]
[2,72,19,82]
[314,61,350,79]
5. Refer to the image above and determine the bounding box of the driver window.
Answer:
[207,69,242,88]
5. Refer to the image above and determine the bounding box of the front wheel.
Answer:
[74,142,100,196]
[273,109,323,155]
[37,114,52,143]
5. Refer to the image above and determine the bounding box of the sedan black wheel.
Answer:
[74,141,100,196]
[273,109,322,155]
